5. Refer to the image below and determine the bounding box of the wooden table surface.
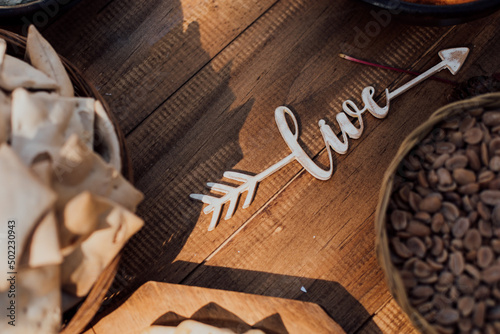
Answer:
[3,1,500,333]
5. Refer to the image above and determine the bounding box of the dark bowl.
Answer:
[358,0,500,26]
[0,0,79,25]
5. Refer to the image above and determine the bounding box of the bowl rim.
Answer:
[361,0,500,13]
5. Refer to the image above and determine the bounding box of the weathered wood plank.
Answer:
[40,0,278,134]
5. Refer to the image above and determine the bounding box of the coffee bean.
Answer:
[417,301,434,314]
[459,182,480,195]
[441,202,460,221]
[452,217,470,238]
[463,196,474,212]
[449,252,465,275]
[450,132,465,149]
[409,191,422,212]
[414,211,431,223]
[407,237,426,258]
[460,116,477,133]
[436,142,457,155]
[473,301,486,327]
[417,170,429,188]
[433,153,450,169]
[431,213,445,233]
[428,170,438,187]
[432,236,444,256]
[433,293,453,310]
[390,210,409,231]
[478,201,492,221]
[436,249,449,263]
[469,107,484,118]
[483,111,500,126]
[475,285,490,300]
[465,264,481,280]
[457,274,476,294]
[458,296,475,316]
[414,259,433,278]
[449,285,460,301]
[479,170,496,186]
[412,285,434,299]
[437,168,453,187]
[437,271,454,287]
[427,259,444,271]
[458,318,473,332]
[445,154,468,170]
[478,246,495,268]
[482,265,500,284]
[466,148,481,171]
[492,204,500,226]
[453,168,476,185]
[480,190,500,206]
[436,308,459,325]
[489,179,500,190]
[407,220,431,237]
[491,156,500,172]
[489,137,500,156]
[492,239,500,253]
[419,194,442,213]
[479,220,493,238]
[391,237,412,258]
[398,185,411,203]
[482,142,490,165]
[464,127,484,145]
[464,229,482,250]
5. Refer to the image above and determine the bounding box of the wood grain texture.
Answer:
[89,282,344,334]
[91,2,500,332]
[1,0,497,333]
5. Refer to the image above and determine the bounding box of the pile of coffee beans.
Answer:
[386,105,500,334]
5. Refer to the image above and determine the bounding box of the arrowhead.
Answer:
[439,47,469,75]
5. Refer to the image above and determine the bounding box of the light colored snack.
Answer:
[26,25,74,98]
[0,144,57,291]
[94,100,121,171]
[141,321,265,334]
[52,134,143,212]
[31,159,53,186]
[0,265,61,333]
[25,210,63,268]
[61,193,143,297]
[10,88,95,165]
[0,38,5,69]
[58,191,103,256]
[0,54,58,91]
[0,89,10,144]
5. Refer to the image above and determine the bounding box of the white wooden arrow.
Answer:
[191,47,469,231]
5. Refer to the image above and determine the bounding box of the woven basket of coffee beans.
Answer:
[376,92,500,334]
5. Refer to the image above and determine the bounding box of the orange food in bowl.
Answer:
[404,0,478,4]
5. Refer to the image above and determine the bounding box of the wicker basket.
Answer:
[0,29,131,334]
[375,92,500,334]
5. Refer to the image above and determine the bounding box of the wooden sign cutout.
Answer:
[191,47,470,231]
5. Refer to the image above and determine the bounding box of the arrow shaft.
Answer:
[387,61,445,100]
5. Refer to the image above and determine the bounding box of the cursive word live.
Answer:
[191,47,470,231]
